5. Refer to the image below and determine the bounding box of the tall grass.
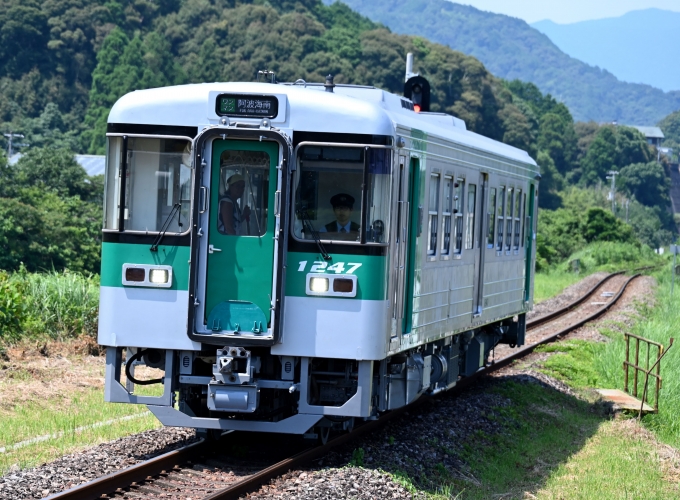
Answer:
[557,241,664,274]
[1,270,99,341]
[539,266,680,448]
[596,270,680,447]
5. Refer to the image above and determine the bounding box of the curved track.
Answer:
[48,272,641,500]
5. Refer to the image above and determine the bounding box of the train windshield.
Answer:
[104,136,192,232]
[293,145,391,244]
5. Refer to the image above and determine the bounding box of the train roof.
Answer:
[108,82,537,168]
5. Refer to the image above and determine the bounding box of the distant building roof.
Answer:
[632,126,665,139]
[76,155,105,176]
[6,153,105,176]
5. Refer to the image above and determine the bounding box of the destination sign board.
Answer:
[215,94,278,118]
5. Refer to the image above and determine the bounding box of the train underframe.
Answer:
[104,314,526,436]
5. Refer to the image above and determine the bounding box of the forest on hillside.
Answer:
[0,0,675,275]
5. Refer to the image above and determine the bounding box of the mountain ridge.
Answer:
[332,0,680,124]
[532,8,680,92]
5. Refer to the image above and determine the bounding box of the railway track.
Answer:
[48,271,641,500]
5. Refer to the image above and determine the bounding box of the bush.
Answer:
[557,241,662,274]
[0,271,26,339]
[4,270,99,341]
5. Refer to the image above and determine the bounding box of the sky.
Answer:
[455,0,680,24]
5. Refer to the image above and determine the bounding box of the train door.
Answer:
[403,157,420,333]
[204,139,279,334]
[391,156,419,336]
[471,173,487,315]
[524,183,537,302]
[392,155,408,338]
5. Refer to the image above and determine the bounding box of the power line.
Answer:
[3,132,28,157]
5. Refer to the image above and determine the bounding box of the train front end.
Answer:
[98,83,395,437]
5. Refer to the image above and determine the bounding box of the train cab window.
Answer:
[293,146,391,244]
[465,184,476,250]
[453,179,464,254]
[513,189,522,250]
[428,173,440,256]
[505,189,514,251]
[104,136,192,232]
[496,187,505,251]
[442,175,454,255]
[217,150,270,236]
[487,188,496,249]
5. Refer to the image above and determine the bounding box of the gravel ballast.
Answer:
[0,428,197,500]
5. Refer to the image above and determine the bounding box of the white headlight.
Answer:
[149,269,169,284]
[310,277,329,292]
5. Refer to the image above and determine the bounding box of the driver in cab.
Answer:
[319,193,360,241]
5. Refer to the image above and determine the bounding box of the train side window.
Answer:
[465,184,476,250]
[505,189,514,251]
[514,189,522,250]
[428,173,440,256]
[453,178,464,254]
[496,186,505,251]
[442,175,453,255]
[487,188,496,248]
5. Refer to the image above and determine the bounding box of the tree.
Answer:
[619,161,670,209]
[82,27,131,154]
[616,126,653,167]
[0,189,101,273]
[537,112,576,175]
[658,109,680,157]
[0,1,49,78]
[12,147,95,200]
[536,150,563,209]
[0,147,102,273]
[581,126,617,185]
[583,207,636,244]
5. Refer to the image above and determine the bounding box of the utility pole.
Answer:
[606,170,619,214]
[405,52,418,82]
[625,199,630,223]
[3,132,26,157]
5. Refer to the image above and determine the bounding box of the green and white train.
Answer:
[99,76,539,438]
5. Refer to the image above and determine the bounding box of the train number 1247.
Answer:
[297,261,362,274]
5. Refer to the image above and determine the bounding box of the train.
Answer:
[98,72,539,441]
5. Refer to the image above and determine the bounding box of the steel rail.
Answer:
[485,273,640,375]
[204,273,641,500]
[526,271,623,330]
[46,438,206,500]
[49,273,640,500]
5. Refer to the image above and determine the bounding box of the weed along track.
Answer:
[46,272,642,500]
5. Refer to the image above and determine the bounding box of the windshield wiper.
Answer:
[151,203,182,252]
[296,206,331,261]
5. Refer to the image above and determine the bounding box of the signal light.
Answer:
[404,75,431,113]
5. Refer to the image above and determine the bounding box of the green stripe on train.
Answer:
[285,251,387,300]
[100,242,190,290]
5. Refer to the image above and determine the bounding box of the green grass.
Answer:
[535,268,680,448]
[534,271,583,303]
[536,340,605,389]
[537,421,674,499]
[427,381,675,499]
[0,386,161,474]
